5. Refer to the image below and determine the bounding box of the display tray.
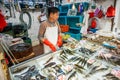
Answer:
[9,50,61,80]
[9,40,120,80]
[13,52,35,63]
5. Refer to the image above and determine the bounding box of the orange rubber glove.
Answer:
[57,35,63,47]
[43,39,56,52]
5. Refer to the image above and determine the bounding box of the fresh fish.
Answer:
[12,66,29,73]
[60,55,67,61]
[53,65,64,74]
[81,58,86,66]
[79,48,94,55]
[89,67,108,75]
[74,64,84,73]
[85,66,99,77]
[44,62,56,69]
[68,56,80,62]
[103,73,120,80]
[77,58,83,64]
[63,49,74,55]
[68,71,77,80]
[44,57,53,65]
[74,64,84,70]
[58,57,65,63]
[14,75,24,80]
[62,54,68,59]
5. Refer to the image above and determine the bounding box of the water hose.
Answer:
[19,11,32,29]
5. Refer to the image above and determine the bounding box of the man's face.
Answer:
[50,12,59,21]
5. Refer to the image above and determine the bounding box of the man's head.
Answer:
[47,7,59,22]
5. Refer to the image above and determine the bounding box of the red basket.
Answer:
[60,25,69,33]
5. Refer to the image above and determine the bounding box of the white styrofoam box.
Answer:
[99,18,112,31]
[31,39,40,46]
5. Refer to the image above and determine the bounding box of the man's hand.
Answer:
[57,35,63,47]
[43,39,56,52]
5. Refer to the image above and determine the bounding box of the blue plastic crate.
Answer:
[58,5,62,12]
[67,16,84,28]
[89,28,98,33]
[59,12,67,16]
[69,27,81,34]
[58,16,67,25]
[61,4,70,13]
[65,32,82,40]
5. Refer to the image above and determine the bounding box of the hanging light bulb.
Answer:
[72,4,75,10]
[72,1,76,10]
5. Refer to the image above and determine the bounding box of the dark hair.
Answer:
[47,7,59,17]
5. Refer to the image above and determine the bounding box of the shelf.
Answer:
[64,32,82,40]
[69,27,81,30]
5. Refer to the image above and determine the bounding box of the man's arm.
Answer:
[56,21,63,47]
[38,22,46,43]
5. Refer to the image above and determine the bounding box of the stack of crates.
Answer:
[58,3,84,40]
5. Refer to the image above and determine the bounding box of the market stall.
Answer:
[1,0,120,80]
[9,36,120,80]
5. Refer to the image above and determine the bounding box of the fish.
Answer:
[103,73,120,80]
[44,57,53,65]
[79,48,95,55]
[62,54,68,59]
[12,66,29,73]
[85,66,99,77]
[81,58,86,66]
[64,49,74,55]
[89,67,108,75]
[77,58,83,64]
[74,64,84,69]
[58,57,65,63]
[14,75,24,80]
[44,62,56,69]
[68,56,80,62]
[74,64,84,73]
[68,71,77,80]
[53,65,64,74]
[60,55,68,61]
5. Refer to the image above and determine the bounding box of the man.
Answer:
[38,7,62,53]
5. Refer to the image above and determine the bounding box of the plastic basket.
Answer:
[61,4,70,13]
[59,12,67,16]
[60,25,69,33]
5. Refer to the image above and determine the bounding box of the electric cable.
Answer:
[19,11,32,29]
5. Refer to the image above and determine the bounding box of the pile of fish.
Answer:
[12,65,41,80]
[38,47,117,80]
[11,41,120,80]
